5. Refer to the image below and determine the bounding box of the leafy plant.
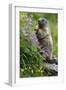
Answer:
[19,12,58,77]
[20,32,47,77]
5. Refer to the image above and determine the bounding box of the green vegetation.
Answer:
[20,12,58,77]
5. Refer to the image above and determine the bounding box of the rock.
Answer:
[44,63,58,72]
[43,62,58,76]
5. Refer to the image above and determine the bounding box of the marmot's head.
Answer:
[38,18,48,29]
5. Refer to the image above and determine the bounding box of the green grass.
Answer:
[19,12,58,77]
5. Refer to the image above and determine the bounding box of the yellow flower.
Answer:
[21,69,24,72]
[31,69,33,73]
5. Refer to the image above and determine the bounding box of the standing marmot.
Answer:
[35,18,57,64]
